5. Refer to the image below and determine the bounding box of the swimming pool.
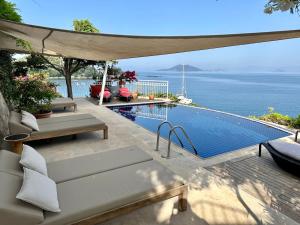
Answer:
[108,103,291,158]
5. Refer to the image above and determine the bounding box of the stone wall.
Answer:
[0,91,9,147]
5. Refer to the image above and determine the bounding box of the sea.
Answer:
[52,71,300,117]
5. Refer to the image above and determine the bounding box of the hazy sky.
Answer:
[11,0,300,72]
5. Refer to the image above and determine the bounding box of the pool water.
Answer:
[109,103,290,158]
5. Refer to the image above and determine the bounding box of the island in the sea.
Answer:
[158,64,202,72]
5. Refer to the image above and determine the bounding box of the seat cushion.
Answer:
[36,114,95,125]
[0,172,44,225]
[42,160,183,225]
[8,111,32,135]
[47,146,153,183]
[30,116,106,140]
[269,140,300,161]
[51,97,76,108]
[0,150,22,177]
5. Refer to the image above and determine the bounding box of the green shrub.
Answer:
[291,115,300,129]
[12,73,59,114]
[259,112,292,126]
[249,107,300,128]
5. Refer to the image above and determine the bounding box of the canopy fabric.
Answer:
[1,19,300,61]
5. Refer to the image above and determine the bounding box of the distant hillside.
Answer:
[158,64,202,72]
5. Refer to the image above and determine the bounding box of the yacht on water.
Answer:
[177,64,192,105]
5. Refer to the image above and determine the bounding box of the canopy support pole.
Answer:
[99,61,110,105]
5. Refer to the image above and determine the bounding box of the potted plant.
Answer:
[116,71,137,88]
[149,93,155,100]
[12,72,59,119]
[132,91,138,100]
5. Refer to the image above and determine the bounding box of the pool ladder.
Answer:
[155,121,198,159]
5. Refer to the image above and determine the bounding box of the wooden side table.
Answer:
[4,133,30,155]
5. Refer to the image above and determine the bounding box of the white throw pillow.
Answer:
[16,168,61,213]
[21,110,40,131]
[20,145,48,176]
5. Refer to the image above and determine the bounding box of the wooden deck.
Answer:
[205,153,300,222]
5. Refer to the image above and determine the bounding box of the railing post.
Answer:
[166,81,169,99]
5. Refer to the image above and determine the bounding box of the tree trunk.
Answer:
[65,72,73,99]
[63,58,73,99]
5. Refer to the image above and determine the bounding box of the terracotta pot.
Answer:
[34,110,52,119]
[149,94,155,100]
[132,92,138,100]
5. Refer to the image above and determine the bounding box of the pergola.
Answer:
[1,19,300,104]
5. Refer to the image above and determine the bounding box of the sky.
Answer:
[10,0,300,72]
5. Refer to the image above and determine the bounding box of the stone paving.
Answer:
[32,98,299,225]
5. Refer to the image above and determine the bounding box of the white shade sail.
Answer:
[1,19,300,61]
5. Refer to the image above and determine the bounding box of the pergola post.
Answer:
[99,61,110,105]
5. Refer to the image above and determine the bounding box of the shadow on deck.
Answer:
[205,152,300,222]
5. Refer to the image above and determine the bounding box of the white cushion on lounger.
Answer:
[17,168,61,213]
[20,145,48,176]
[21,111,39,131]
[269,140,300,160]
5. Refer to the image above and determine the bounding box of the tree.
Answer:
[0,0,22,145]
[0,0,21,21]
[39,19,103,98]
[0,0,22,105]
[264,0,300,14]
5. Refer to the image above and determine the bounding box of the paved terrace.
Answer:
[31,98,299,225]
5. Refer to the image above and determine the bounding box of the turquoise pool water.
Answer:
[108,103,290,158]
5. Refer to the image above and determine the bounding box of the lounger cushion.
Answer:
[37,113,95,125]
[42,160,183,225]
[47,147,153,183]
[0,149,22,176]
[51,97,75,107]
[0,147,152,183]
[269,140,300,161]
[30,116,106,140]
[20,145,48,176]
[0,172,44,225]
[17,168,61,213]
[8,111,32,135]
[21,111,39,131]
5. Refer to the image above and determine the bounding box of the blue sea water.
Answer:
[53,71,300,117]
[140,72,300,117]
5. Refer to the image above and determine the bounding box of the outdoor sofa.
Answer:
[51,97,77,112]
[259,139,300,175]
[0,146,187,225]
[8,111,108,141]
[119,87,132,102]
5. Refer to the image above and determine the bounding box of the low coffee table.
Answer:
[4,133,30,154]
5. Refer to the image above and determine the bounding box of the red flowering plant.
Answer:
[118,71,138,84]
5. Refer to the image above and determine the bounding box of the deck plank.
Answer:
[205,154,300,222]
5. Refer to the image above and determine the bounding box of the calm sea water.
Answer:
[52,71,300,117]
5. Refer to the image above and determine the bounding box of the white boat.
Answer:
[177,64,192,105]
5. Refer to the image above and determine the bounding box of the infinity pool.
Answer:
[108,104,290,158]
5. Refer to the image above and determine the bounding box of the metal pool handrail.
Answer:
[156,121,184,151]
[163,126,198,159]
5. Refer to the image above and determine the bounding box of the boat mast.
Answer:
[181,64,185,97]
